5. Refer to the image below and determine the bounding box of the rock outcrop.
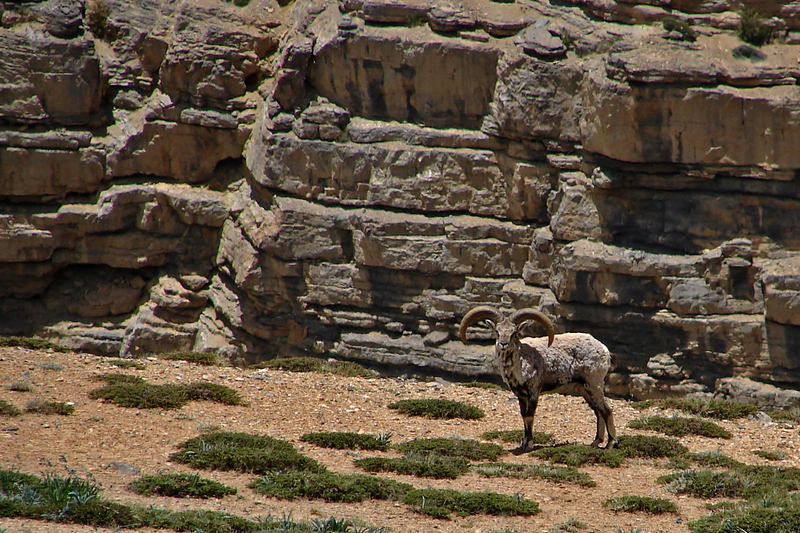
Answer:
[2,0,800,403]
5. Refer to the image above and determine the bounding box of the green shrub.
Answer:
[24,398,74,415]
[402,488,539,519]
[301,431,391,451]
[0,399,22,417]
[355,455,471,479]
[128,473,236,499]
[85,0,112,40]
[627,416,732,438]
[395,437,504,461]
[324,359,375,378]
[159,351,219,366]
[169,431,324,474]
[481,429,552,445]
[766,409,800,423]
[602,495,677,514]
[661,15,696,41]
[249,471,412,502]
[533,444,625,468]
[473,462,596,487]
[89,375,244,409]
[183,382,245,406]
[388,399,485,420]
[738,8,774,45]
[614,434,688,458]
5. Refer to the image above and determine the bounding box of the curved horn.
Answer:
[510,308,555,347]
[459,306,503,344]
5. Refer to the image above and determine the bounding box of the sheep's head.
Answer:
[459,306,555,348]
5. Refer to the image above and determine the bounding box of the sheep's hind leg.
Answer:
[580,384,616,449]
[514,393,540,454]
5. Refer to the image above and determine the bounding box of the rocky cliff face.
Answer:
[3,0,800,405]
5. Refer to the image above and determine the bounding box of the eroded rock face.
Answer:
[3,0,800,401]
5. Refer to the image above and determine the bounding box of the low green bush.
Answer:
[402,488,539,519]
[355,455,470,479]
[301,431,391,451]
[88,374,245,409]
[395,437,504,461]
[388,399,484,420]
[627,416,732,438]
[249,471,412,502]
[169,431,324,474]
[688,494,800,533]
[128,473,236,498]
[614,434,688,458]
[159,351,219,366]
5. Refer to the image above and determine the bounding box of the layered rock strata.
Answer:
[2,0,800,405]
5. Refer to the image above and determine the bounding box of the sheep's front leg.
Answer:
[514,393,540,454]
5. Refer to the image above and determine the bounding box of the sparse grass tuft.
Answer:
[128,473,236,499]
[9,380,34,392]
[395,437,504,461]
[688,493,800,533]
[388,399,485,420]
[659,463,800,499]
[108,359,146,370]
[159,351,218,366]
[631,397,759,420]
[0,399,22,416]
[24,398,74,415]
[481,429,552,445]
[533,444,625,468]
[461,381,502,390]
[473,462,596,487]
[691,450,740,468]
[250,471,412,502]
[754,449,786,461]
[253,356,375,378]
[355,455,470,479]
[603,495,677,514]
[301,431,392,451]
[402,488,540,519]
[170,431,325,474]
[627,416,732,438]
[765,409,800,424]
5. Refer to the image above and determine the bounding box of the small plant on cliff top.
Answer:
[738,8,774,45]
[85,0,112,40]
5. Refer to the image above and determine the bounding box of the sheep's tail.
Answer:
[609,351,618,369]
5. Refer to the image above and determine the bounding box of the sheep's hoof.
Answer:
[605,439,617,450]
[512,443,535,455]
